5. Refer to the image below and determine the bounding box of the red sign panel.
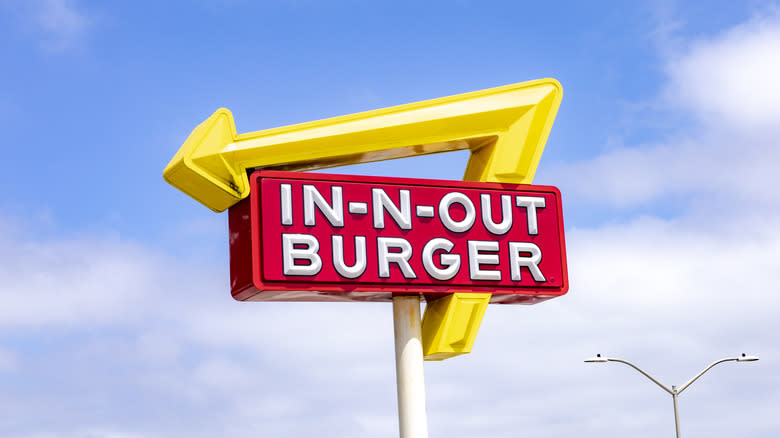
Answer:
[229,170,568,304]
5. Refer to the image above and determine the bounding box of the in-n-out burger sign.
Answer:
[229,171,568,304]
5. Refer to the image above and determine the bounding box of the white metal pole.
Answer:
[672,386,681,438]
[392,295,429,438]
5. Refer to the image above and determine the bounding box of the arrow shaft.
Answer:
[223,88,544,172]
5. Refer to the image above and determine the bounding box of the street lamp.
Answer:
[584,353,758,438]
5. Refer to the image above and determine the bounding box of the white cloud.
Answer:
[664,12,780,128]
[0,235,162,327]
[548,127,780,207]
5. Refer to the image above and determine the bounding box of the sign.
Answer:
[230,170,568,304]
[164,78,567,362]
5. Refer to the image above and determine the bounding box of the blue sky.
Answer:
[1,1,779,437]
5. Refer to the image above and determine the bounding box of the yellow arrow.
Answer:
[164,78,562,212]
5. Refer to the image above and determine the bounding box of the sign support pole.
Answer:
[392,295,429,438]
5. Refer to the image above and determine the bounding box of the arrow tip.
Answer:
[163,108,245,212]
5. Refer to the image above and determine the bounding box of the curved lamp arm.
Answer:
[607,358,674,395]
[676,358,737,394]
[586,353,758,396]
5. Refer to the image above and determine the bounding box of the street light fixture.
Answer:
[584,353,608,363]
[585,353,758,438]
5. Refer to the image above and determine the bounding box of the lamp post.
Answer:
[584,353,758,438]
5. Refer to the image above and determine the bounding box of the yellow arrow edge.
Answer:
[164,78,562,361]
[164,78,562,212]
